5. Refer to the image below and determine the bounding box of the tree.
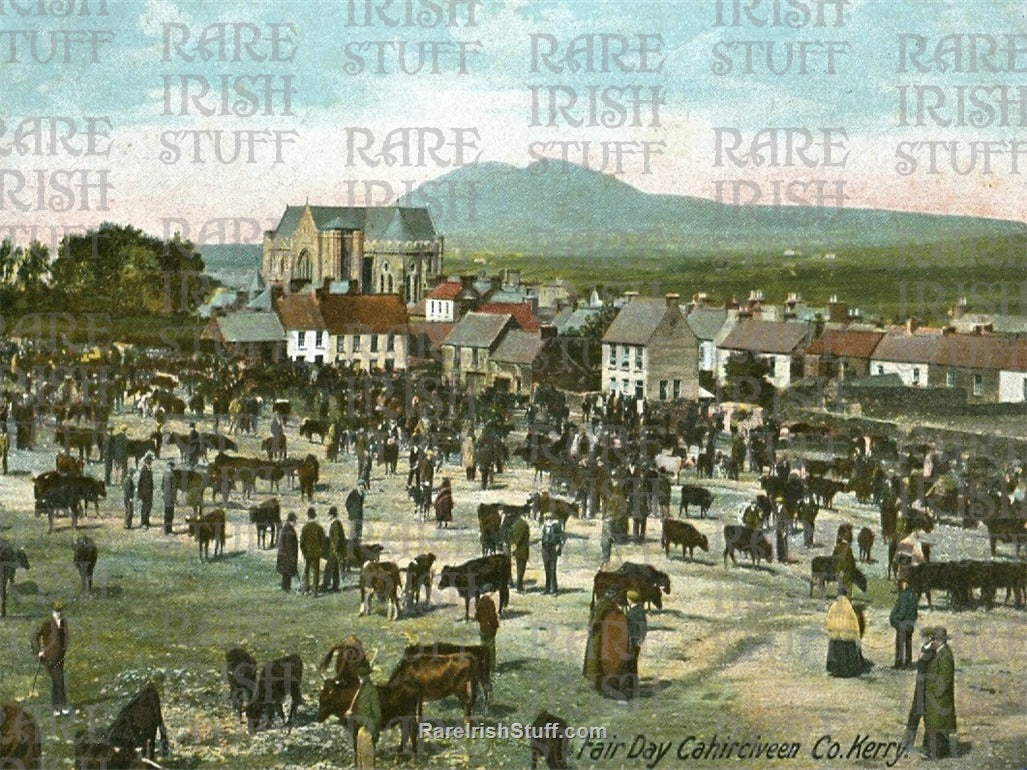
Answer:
[723,351,776,408]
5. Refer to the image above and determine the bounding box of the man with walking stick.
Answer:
[32,600,72,716]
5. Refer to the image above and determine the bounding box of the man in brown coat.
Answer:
[300,507,327,597]
[474,593,499,679]
[33,600,72,716]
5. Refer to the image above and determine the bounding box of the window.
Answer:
[912,367,920,384]
[1023,378,1027,401]
[659,380,668,400]
[973,373,983,396]
[635,381,644,400]
[315,331,324,349]
[297,331,306,349]
[353,335,361,352]
[609,344,617,365]
[622,378,630,394]
[621,346,629,369]
[877,365,884,375]
[386,333,395,352]
[673,379,681,399]
[472,348,479,368]
[370,334,379,353]
[634,347,643,370]
[946,370,956,388]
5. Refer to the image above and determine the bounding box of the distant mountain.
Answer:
[397,160,1027,257]
[198,243,261,289]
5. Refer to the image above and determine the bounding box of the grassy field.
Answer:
[1,408,1026,769]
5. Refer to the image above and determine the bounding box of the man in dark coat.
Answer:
[33,600,72,716]
[300,507,327,597]
[907,627,956,759]
[277,512,299,592]
[122,468,136,529]
[161,461,177,535]
[137,456,154,529]
[509,511,530,592]
[625,589,648,699]
[111,425,128,483]
[346,485,366,549]
[0,425,10,474]
[102,425,114,484]
[540,511,566,595]
[890,577,918,669]
[320,506,345,593]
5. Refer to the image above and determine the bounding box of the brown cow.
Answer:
[857,526,875,562]
[402,642,492,705]
[318,679,420,756]
[297,454,319,502]
[1,702,41,769]
[185,509,226,562]
[403,553,436,611]
[590,571,664,613]
[385,651,477,727]
[359,561,402,619]
[661,519,709,560]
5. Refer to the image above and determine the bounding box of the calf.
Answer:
[857,527,874,563]
[106,682,169,760]
[73,535,98,593]
[343,543,384,573]
[246,654,304,733]
[299,418,329,444]
[437,555,511,620]
[809,556,868,597]
[248,498,281,550]
[530,710,570,770]
[2,703,41,770]
[661,518,709,560]
[403,553,435,611]
[359,561,402,620]
[808,476,846,509]
[403,642,492,704]
[679,485,714,518]
[385,652,477,727]
[722,525,773,567]
[225,647,258,723]
[318,679,419,756]
[185,509,226,562]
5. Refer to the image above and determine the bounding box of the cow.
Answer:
[590,565,670,613]
[359,561,402,620]
[246,654,304,733]
[56,452,83,475]
[402,643,492,705]
[984,517,1027,558]
[262,435,287,461]
[809,556,869,598]
[248,499,281,549]
[723,525,773,566]
[299,419,329,444]
[385,651,477,728]
[297,454,319,502]
[125,433,162,464]
[661,519,709,560]
[224,647,258,723]
[654,452,693,481]
[530,710,570,770]
[73,535,98,593]
[75,476,107,517]
[531,492,577,524]
[34,471,81,532]
[808,476,846,509]
[106,682,169,761]
[0,540,30,618]
[185,509,226,562]
[403,553,435,611]
[679,485,714,518]
[317,679,420,756]
[438,555,511,620]
[343,543,384,574]
[477,504,503,556]
[857,526,875,563]
[1,702,41,770]
[74,732,152,769]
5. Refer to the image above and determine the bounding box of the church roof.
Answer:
[270,205,439,242]
[246,288,273,311]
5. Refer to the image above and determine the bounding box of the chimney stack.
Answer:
[665,292,681,308]
[906,317,920,334]
[540,324,557,340]
[624,290,639,303]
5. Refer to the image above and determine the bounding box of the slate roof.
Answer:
[443,312,512,349]
[492,329,543,365]
[477,302,541,331]
[269,205,438,242]
[951,313,1027,335]
[553,306,598,334]
[684,306,729,341]
[208,312,286,343]
[320,294,409,334]
[806,329,885,359]
[246,288,273,311]
[718,319,810,355]
[602,299,675,345]
[871,327,944,363]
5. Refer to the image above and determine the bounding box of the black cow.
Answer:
[74,732,149,769]
[0,539,30,617]
[809,556,868,597]
[299,418,329,443]
[438,555,511,620]
[679,485,714,518]
[808,476,846,509]
[984,517,1027,558]
[249,499,281,549]
[723,525,773,566]
[530,710,570,769]
[73,535,98,593]
[661,519,709,560]
[225,647,258,723]
[106,682,169,760]
[246,654,304,733]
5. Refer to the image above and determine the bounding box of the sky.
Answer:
[1,0,1025,248]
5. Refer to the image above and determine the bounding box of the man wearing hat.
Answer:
[33,601,72,716]
[161,461,177,535]
[539,510,566,595]
[907,627,956,759]
[277,512,299,592]
[137,455,154,529]
[300,508,327,597]
[889,577,918,669]
[508,509,530,593]
[102,424,114,485]
[625,589,648,698]
[122,466,136,529]
[320,506,345,593]
[346,485,366,550]
[111,425,128,483]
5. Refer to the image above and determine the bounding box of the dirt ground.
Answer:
[0,406,1025,769]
